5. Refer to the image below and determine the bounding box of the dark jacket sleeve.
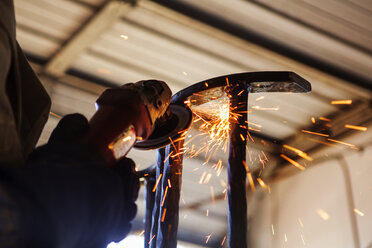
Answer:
[0,142,130,248]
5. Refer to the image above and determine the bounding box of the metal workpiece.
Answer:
[171,71,311,105]
[138,71,311,248]
[144,175,156,248]
[227,84,248,248]
[149,149,165,248]
[156,140,185,248]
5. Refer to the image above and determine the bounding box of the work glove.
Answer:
[112,157,140,238]
[37,113,140,246]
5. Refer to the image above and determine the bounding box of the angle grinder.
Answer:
[79,80,192,166]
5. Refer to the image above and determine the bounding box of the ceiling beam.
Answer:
[43,0,135,77]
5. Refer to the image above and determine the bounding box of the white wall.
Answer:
[248,145,372,248]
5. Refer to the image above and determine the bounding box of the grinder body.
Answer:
[79,80,172,166]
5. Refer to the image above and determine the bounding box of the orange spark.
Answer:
[345,124,367,131]
[301,130,329,137]
[168,179,172,188]
[280,154,306,170]
[311,117,315,124]
[161,186,169,207]
[307,137,339,147]
[242,161,249,172]
[247,173,256,191]
[163,151,173,164]
[283,144,313,161]
[248,127,261,132]
[331,100,352,105]
[319,117,330,122]
[138,230,145,236]
[327,138,357,148]
[49,111,62,119]
[189,98,238,161]
[257,178,267,189]
[152,173,163,192]
[204,82,208,87]
[148,235,156,244]
[161,208,167,222]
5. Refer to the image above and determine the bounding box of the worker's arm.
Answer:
[0,114,139,248]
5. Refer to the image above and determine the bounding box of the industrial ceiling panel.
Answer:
[15,0,92,41]
[350,0,372,12]
[122,6,278,72]
[254,0,372,52]
[16,29,59,58]
[88,20,246,85]
[302,0,372,33]
[14,0,94,58]
[177,0,372,81]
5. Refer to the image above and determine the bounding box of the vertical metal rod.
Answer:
[144,175,156,248]
[157,140,185,248]
[227,83,248,248]
[149,148,165,248]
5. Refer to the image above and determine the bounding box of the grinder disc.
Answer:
[134,104,192,150]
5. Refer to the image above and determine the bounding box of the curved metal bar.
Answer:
[172,71,311,105]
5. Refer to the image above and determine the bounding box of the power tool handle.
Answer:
[79,89,152,166]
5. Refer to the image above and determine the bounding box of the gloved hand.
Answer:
[28,113,140,246]
[112,157,140,239]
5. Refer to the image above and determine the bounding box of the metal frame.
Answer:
[140,71,311,248]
